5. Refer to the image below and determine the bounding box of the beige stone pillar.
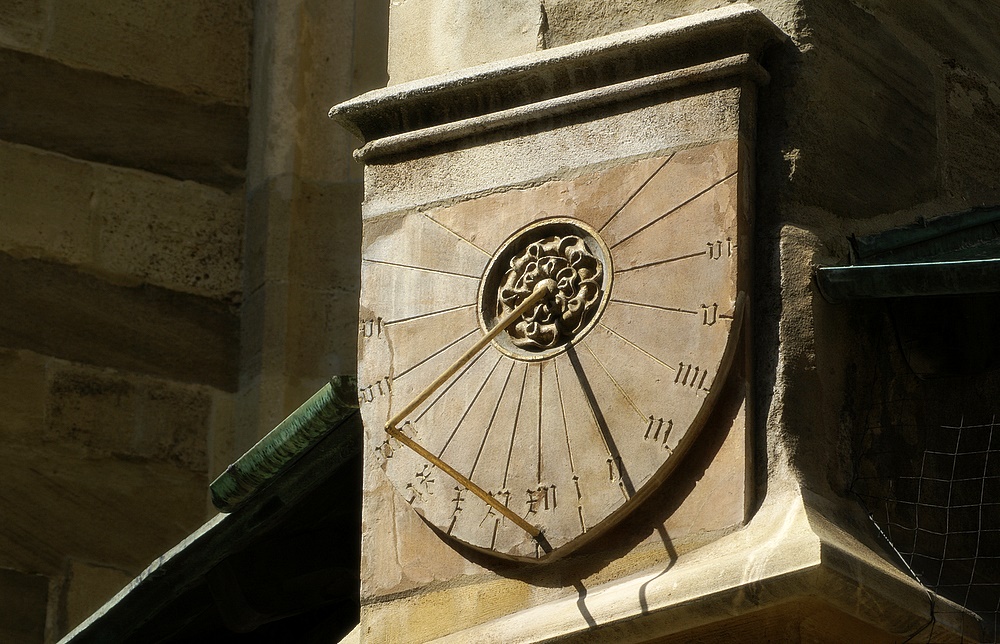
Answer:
[238,0,388,449]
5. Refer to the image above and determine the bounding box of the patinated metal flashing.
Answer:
[210,375,360,512]
[816,208,1000,303]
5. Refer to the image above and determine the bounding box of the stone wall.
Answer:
[0,1,250,639]
[1,0,384,640]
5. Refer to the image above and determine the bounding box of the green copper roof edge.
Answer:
[210,375,360,512]
[852,207,1000,262]
[815,258,1000,303]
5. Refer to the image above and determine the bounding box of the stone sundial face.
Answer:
[358,141,742,562]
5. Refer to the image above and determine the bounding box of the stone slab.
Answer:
[0,141,243,301]
[0,443,207,578]
[0,567,47,643]
[0,252,239,391]
[46,0,250,104]
[363,87,741,218]
[0,49,248,188]
[388,0,539,85]
[61,561,133,637]
[782,0,937,218]
[45,361,212,472]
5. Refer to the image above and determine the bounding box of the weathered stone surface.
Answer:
[0,0,45,55]
[0,442,208,579]
[781,0,937,218]
[46,361,212,471]
[0,252,239,390]
[943,64,1000,204]
[0,142,96,268]
[0,138,243,300]
[247,0,376,193]
[0,50,248,188]
[850,0,1000,82]
[241,0,378,446]
[45,0,251,104]
[387,0,539,85]
[353,0,391,94]
[541,0,733,47]
[0,567,47,644]
[61,561,133,637]
[0,348,46,442]
[364,88,741,217]
[94,165,243,301]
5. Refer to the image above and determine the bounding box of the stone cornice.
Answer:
[330,4,786,161]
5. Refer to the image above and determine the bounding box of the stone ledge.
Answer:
[330,4,785,146]
[420,491,978,643]
[353,55,767,162]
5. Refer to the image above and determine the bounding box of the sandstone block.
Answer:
[0,349,46,442]
[0,0,45,50]
[851,0,1000,82]
[286,284,359,385]
[0,442,208,578]
[287,180,363,291]
[94,165,243,301]
[0,141,96,267]
[0,567,47,643]
[0,141,242,301]
[45,362,211,471]
[0,252,238,390]
[541,0,731,47]
[781,0,938,218]
[388,0,539,84]
[943,64,1000,204]
[0,50,248,188]
[249,0,370,190]
[46,0,251,104]
[61,560,133,637]
[243,175,294,293]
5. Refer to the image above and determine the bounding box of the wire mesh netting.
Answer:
[852,310,1000,643]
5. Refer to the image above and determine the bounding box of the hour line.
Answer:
[502,364,530,489]
[608,170,737,250]
[469,360,516,479]
[394,327,478,380]
[414,347,490,424]
[553,360,577,473]
[597,322,676,372]
[598,154,674,233]
[437,354,504,459]
[610,299,699,316]
[422,212,491,256]
[362,258,481,280]
[384,302,476,327]
[580,341,647,421]
[615,250,707,274]
[566,347,634,500]
[536,363,543,485]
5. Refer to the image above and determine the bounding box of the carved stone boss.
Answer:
[332,5,782,562]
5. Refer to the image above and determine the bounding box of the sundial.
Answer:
[357,141,743,561]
